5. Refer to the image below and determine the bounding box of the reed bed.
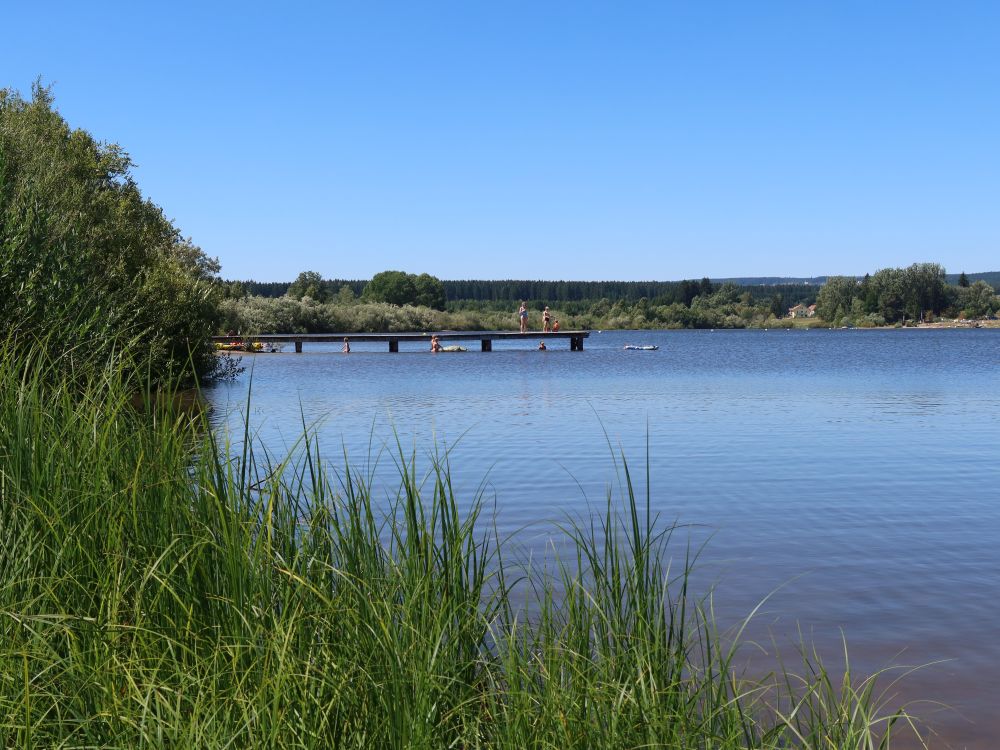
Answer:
[0,347,924,748]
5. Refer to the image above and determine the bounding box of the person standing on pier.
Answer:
[542,306,552,332]
[518,302,528,333]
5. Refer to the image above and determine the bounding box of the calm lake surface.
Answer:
[206,329,1000,748]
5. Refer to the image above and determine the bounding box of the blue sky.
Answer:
[4,1,998,281]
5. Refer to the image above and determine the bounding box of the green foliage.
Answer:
[0,83,220,380]
[813,264,960,325]
[770,293,785,318]
[361,270,447,309]
[286,270,330,302]
[902,262,948,320]
[218,296,510,334]
[222,259,996,333]
[0,344,927,748]
[362,270,417,305]
[956,280,998,318]
[413,272,446,309]
[336,283,356,304]
[816,276,859,322]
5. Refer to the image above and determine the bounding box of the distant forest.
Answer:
[228,277,820,309]
[227,272,999,307]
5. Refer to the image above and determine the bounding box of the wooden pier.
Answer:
[212,330,590,353]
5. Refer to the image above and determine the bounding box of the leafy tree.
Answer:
[902,262,947,321]
[708,282,740,305]
[363,270,417,306]
[222,280,247,299]
[816,276,858,321]
[287,270,329,302]
[769,293,784,318]
[336,283,356,304]
[361,270,446,309]
[868,268,907,323]
[0,83,220,380]
[957,280,997,318]
[413,273,446,310]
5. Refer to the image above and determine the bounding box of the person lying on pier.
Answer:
[342,337,350,353]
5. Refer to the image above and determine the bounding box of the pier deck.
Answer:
[212,330,590,352]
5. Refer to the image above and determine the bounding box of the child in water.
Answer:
[537,341,547,350]
[431,336,443,352]
[342,337,350,353]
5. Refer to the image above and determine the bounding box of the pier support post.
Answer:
[570,336,583,351]
[294,340,303,353]
[481,339,492,352]
[389,339,399,353]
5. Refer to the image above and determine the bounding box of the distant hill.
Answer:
[713,276,828,286]
[945,271,1000,288]
[718,272,999,290]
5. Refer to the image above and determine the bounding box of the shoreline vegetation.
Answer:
[0,345,929,748]
[218,267,1000,337]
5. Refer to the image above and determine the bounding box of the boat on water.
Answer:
[623,344,659,351]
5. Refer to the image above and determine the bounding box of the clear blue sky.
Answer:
[5,1,998,281]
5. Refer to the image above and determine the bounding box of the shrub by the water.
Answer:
[0,344,926,748]
[0,83,221,381]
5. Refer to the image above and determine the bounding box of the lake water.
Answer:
[205,329,1000,748]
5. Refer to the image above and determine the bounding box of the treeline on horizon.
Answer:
[215,263,1000,336]
[226,277,824,308]
[217,272,822,333]
[226,272,1000,306]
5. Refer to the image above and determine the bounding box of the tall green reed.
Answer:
[0,344,927,748]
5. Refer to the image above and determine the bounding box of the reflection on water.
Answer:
[205,329,1000,748]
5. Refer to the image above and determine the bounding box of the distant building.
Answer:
[787,304,817,319]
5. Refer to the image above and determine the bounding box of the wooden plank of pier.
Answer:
[211,330,590,352]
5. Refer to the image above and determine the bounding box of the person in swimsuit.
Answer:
[342,337,350,353]
[537,340,547,350]
[542,306,552,332]
[552,319,560,332]
[430,335,443,352]
[518,302,528,333]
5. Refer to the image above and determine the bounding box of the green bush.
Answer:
[0,84,220,381]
